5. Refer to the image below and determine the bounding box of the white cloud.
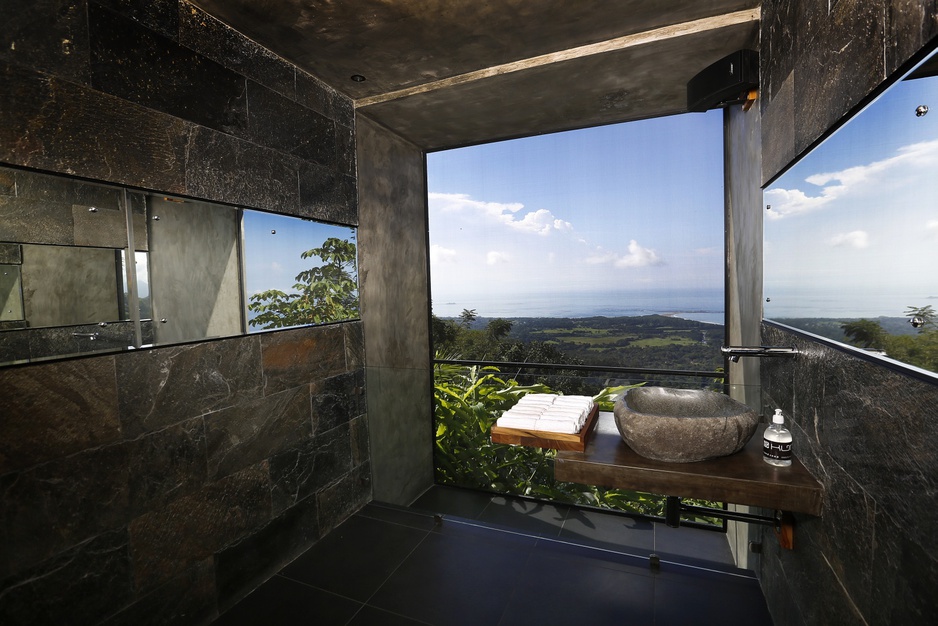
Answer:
[430,244,457,263]
[487,250,510,265]
[927,220,938,238]
[694,247,720,256]
[270,261,283,272]
[428,192,572,236]
[585,240,662,268]
[829,230,869,249]
[765,139,938,220]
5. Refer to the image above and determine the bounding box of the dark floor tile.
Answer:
[498,550,656,626]
[653,522,736,568]
[359,502,441,531]
[368,529,535,626]
[654,569,773,625]
[410,485,493,519]
[347,605,433,625]
[279,514,427,602]
[475,496,570,538]
[212,575,361,625]
[559,507,656,554]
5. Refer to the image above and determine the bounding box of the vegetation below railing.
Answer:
[433,361,723,524]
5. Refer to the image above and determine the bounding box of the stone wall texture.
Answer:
[759,3,938,624]
[0,1,367,623]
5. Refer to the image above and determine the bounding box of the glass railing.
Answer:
[432,360,756,527]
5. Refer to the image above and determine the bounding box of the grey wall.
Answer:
[723,102,763,570]
[757,2,938,624]
[357,115,435,505]
[148,197,242,344]
[0,1,365,623]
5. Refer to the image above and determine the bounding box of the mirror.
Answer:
[0,164,359,367]
[764,46,938,376]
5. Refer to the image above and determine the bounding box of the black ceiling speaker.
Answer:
[687,50,759,112]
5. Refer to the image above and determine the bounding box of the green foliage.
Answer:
[432,361,720,523]
[249,237,359,329]
[836,306,938,373]
[841,319,887,349]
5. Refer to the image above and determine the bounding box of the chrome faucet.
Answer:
[721,346,798,362]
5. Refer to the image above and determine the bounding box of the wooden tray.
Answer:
[490,404,600,452]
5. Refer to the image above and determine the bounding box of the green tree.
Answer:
[459,308,478,328]
[841,319,887,349]
[248,237,359,329]
[905,305,936,331]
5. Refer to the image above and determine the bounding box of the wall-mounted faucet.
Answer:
[721,346,799,362]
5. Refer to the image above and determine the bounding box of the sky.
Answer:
[426,110,726,311]
[763,66,938,318]
[242,210,357,298]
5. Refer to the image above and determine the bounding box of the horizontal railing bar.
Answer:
[433,359,724,379]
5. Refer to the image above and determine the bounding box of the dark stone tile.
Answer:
[652,523,736,568]
[89,3,248,136]
[27,322,134,360]
[885,0,938,76]
[0,196,76,246]
[127,417,208,516]
[870,509,938,625]
[129,462,271,592]
[185,125,300,213]
[280,513,428,603]
[116,336,264,437]
[760,0,795,104]
[180,4,296,101]
[216,495,321,613]
[14,167,123,208]
[350,414,370,467]
[500,550,655,626]
[344,322,364,369]
[0,243,19,264]
[0,356,121,474]
[72,200,131,248]
[317,462,372,534]
[0,62,189,193]
[101,559,216,626]
[296,71,346,123]
[312,369,366,433]
[0,444,131,579]
[261,325,348,395]
[559,507,655,554]
[336,120,357,179]
[91,0,180,41]
[655,569,770,626]
[0,529,133,626]
[368,528,533,626]
[298,160,358,225]
[771,525,869,625]
[213,575,361,626]
[269,424,353,516]
[0,327,29,364]
[348,606,430,626]
[0,0,90,83]
[246,80,336,165]
[357,502,439,531]
[0,168,14,195]
[792,0,886,157]
[205,385,313,480]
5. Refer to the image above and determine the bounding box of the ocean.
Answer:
[431,288,725,325]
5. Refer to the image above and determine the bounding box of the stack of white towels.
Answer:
[495,393,595,434]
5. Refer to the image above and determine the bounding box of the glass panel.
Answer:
[764,48,938,375]
[1,264,24,322]
[433,364,734,525]
[243,210,359,330]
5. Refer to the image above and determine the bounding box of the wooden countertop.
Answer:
[554,412,824,516]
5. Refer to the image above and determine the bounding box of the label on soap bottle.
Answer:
[763,440,792,461]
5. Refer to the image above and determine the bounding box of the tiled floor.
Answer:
[214,485,773,625]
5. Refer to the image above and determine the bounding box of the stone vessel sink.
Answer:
[613,387,759,463]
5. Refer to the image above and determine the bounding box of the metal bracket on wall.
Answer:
[665,496,797,550]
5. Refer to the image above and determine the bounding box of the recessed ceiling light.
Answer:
[351,74,366,82]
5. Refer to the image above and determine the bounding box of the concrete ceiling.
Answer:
[191,0,760,150]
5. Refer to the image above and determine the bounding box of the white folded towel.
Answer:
[496,416,539,429]
[533,419,580,434]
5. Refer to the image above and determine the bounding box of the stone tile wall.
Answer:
[760,324,938,624]
[760,0,938,186]
[0,1,367,623]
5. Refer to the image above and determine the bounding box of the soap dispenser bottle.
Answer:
[763,409,792,467]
